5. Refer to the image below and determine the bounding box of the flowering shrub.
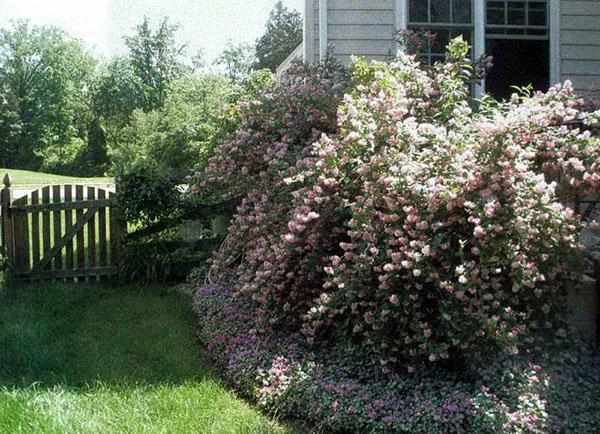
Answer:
[193,38,600,369]
[190,57,351,319]
[193,285,600,433]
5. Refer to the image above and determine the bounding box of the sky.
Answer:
[0,0,303,63]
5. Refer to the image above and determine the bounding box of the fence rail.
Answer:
[0,173,124,282]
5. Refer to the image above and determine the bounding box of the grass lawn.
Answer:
[1,168,113,189]
[0,283,293,433]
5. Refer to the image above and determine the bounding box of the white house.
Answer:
[277,0,600,99]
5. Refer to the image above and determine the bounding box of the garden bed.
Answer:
[193,284,600,433]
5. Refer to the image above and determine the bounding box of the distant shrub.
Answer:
[111,70,275,178]
[116,160,220,283]
[195,38,600,369]
[115,160,181,228]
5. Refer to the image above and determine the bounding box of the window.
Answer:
[484,0,550,99]
[486,1,548,37]
[405,0,552,99]
[408,0,473,65]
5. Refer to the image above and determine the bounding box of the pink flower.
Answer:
[474,226,485,238]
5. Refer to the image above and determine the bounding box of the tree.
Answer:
[123,17,185,111]
[110,73,241,176]
[254,1,303,72]
[91,17,187,174]
[214,42,255,83]
[0,21,96,170]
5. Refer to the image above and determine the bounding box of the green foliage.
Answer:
[115,159,224,284]
[121,239,219,284]
[92,58,143,128]
[0,21,96,171]
[111,73,244,176]
[123,17,185,112]
[115,160,180,227]
[254,1,303,72]
[0,16,271,179]
[214,42,255,83]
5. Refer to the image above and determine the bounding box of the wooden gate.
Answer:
[1,174,125,282]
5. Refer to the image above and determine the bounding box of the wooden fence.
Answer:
[0,174,125,282]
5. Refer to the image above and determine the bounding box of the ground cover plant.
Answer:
[0,283,293,433]
[192,38,600,432]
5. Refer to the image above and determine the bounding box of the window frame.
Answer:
[485,0,550,41]
[406,0,475,66]
[398,0,560,97]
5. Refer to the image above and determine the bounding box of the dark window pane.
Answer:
[431,0,451,22]
[529,2,547,11]
[487,8,505,24]
[528,10,546,26]
[453,0,472,23]
[485,38,549,100]
[431,29,450,53]
[508,9,525,25]
[507,1,525,10]
[409,0,428,22]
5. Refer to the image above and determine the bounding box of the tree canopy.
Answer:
[254,1,303,72]
[0,21,95,171]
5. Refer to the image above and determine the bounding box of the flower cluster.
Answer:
[195,38,600,368]
[194,284,600,433]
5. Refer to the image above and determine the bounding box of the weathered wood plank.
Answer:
[64,185,74,271]
[87,187,97,277]
[76,186,85,270]
[42,187,51,270]
[12,196,30,273]
[31,207,98,274]
[98,189,108,267]
[52,185,62,272]
[12,199,112,213]
[1,174,13,269]
[31,190,40,268]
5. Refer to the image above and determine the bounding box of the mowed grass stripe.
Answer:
[1,168,113,189]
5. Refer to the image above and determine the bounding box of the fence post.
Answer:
[1,174,14,270]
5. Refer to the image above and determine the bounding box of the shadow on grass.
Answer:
[0,282,294,433]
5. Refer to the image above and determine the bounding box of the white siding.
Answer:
[561,0,600,93]
[308,0,397,63]
[301,0,600,95]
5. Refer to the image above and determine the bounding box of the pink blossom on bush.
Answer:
[193,38,600,370]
